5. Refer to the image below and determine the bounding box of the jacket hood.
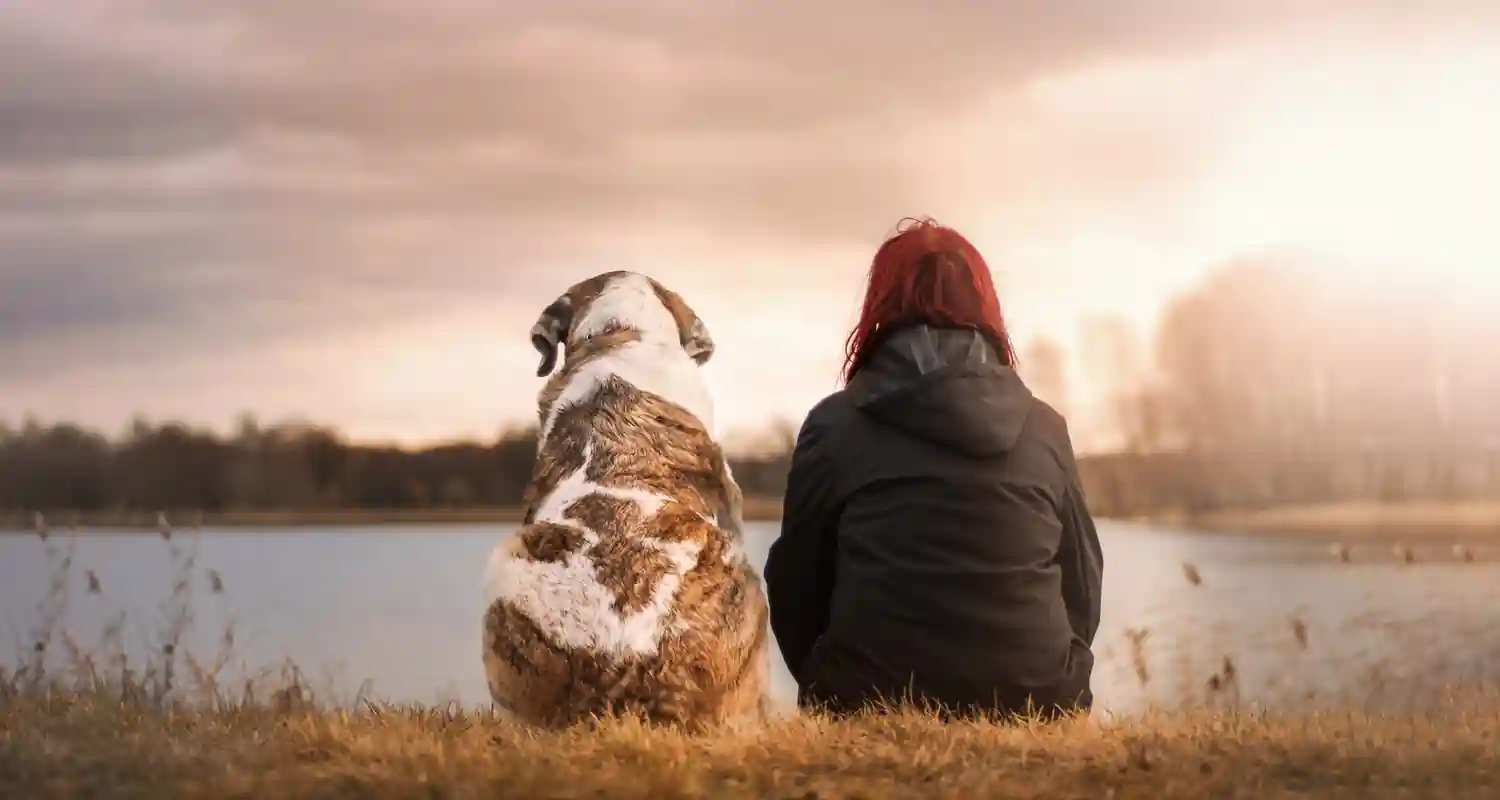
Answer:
[845,325,1034,457]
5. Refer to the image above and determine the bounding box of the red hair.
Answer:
[842,217,1017,384]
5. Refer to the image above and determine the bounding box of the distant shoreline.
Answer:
[3,500,1499,540]
[0,496,787,533]
[1131,501,1500,542]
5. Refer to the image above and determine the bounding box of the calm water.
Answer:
[2,521,1497,715]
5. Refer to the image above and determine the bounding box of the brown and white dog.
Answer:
[481,271,769,731]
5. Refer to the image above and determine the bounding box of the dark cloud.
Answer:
[0,228,277,382]
[11,0,1497,164]
[0,212,607,381]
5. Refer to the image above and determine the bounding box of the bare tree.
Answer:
[1078,315,1153,452]
[1021,336,1071,420]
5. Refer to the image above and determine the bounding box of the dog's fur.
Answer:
[481,271,768,731]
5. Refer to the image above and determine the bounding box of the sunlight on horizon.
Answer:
[1196,52,1500,300]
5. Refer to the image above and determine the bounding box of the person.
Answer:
[763,217,1103,720]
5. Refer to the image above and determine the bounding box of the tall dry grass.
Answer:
[2,512,1499,797]
[2,511,335,713]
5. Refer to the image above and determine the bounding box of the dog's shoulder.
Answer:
[542,343,715,444]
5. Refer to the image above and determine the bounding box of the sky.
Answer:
[4,1,1500,452]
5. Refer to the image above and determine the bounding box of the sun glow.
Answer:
[1193,52,1500,299]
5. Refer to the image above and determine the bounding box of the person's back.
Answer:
[764,218,1103,719]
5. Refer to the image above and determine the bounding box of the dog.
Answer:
[481,271,769,731]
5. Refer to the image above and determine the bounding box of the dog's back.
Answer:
[482,272,767,730]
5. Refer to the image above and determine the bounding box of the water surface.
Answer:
[2,521,1495,714]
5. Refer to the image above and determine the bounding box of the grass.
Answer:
[3,516,1498,797]
[6,691,1498,798]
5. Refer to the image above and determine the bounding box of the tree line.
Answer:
[0,417,795,519]
[1055,259,1500,516]
[5,258,1497,523]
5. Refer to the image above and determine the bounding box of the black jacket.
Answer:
[764,324,1103,718]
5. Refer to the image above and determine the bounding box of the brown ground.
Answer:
[3,690,1497,798]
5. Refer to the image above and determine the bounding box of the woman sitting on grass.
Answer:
[765,217,1103,720]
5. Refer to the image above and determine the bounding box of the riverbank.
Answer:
[1142,501,1500,541]
[5,500,1500,539]
[2,691,1493,797]
[0,496,788,532]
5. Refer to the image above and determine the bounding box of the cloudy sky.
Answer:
[4,1,1499,451]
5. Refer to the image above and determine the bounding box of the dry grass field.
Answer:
[5,687,1498,798]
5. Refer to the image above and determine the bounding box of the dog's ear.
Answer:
[684,316,714,365]
[531,295,574,377]
[649,280,715,365]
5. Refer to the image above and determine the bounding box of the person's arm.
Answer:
[763,413,841,680]
[1056,432,1104,646]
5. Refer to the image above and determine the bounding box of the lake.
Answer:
[2,521,1496,716]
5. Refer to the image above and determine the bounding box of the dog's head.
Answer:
[529,271,715,377]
